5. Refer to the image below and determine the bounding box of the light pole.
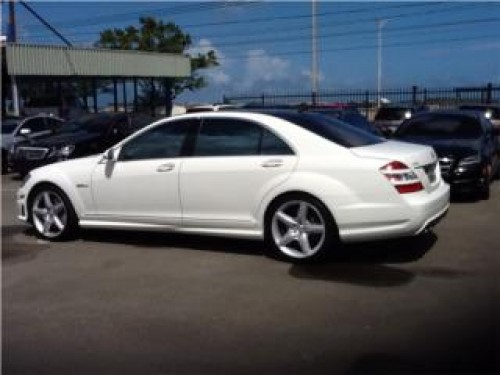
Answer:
[311,0,319,105]
[377,19,388,108]
[8,0,20,116]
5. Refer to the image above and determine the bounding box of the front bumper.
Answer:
[442,163,485,193]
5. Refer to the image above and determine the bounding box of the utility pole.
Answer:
[8,0,20,116]
[377,19,388,108]
[311,0,319,106]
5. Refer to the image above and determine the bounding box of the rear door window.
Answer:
[193,118,294,157]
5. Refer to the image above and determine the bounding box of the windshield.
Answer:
[2,120,20,134]
[375,107,411,121]
[396,115,483,139]
[273,112,384,148]
[459,105,500,119]
[58,115,111,135]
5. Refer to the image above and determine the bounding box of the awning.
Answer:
[6,43,191,78]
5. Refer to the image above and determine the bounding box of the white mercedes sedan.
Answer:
[17,110,450,262]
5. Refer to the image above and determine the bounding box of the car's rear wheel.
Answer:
[29,185,78,240]
[265,194,338,263]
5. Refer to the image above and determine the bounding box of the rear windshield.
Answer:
[396,114,483,139]
[273,112,384,148]
[375,107,411,121]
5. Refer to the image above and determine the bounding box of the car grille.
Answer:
[16,147,50,161]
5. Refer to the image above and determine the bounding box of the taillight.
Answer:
[380,161,424,194]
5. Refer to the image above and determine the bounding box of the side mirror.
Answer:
[19,128,32,136]
[103,148,117,162]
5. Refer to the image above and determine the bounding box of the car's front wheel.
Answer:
[265,194,338,263]
[29,185,78,240]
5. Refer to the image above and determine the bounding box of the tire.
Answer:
[29,184,79,241]
[478,180,490,200]
[264,193,338,263]
[478,162,493,200]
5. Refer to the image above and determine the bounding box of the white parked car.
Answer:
[17,111,450,262]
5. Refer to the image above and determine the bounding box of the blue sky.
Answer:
[3,1,500,104]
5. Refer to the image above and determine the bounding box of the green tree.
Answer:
[95,17,219,113]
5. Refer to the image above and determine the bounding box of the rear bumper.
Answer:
[338,182,450,242]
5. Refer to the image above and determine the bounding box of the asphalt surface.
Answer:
[2,173,499,374]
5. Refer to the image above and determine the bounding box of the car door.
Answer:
[90,118,196,225]
[180,117,298,229]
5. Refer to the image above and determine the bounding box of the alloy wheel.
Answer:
[32,190,68,239]
[271,200,326,259]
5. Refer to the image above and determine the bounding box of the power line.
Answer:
[216,32,500,61]
[189,2,484,43]
[21,2,483,43]
[190,17,500,49]
[22,1,261,30]
[19,1,72,46]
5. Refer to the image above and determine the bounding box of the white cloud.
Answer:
[241,49,291,90]
[207,70,231,85]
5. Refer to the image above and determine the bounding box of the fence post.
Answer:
[312,91,318,106]
[364,90,370,118]
[261,93,265,106]
[423,89,427,105]
[412,85,418,105]
[486,82,493,104]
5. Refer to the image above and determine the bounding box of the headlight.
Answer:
[458,155,481,166]
[48,145,75,159]
[59,145,75,158]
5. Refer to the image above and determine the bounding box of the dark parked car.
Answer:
[1,114,63,173]
[10,112,155,176]
[394,110,499,199]
[373,104,428,137]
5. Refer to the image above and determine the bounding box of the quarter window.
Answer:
[119,120,193,161]
[261,128,294,155]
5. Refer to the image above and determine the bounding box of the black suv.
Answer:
[10,113,155,176]
[394,110,499,199]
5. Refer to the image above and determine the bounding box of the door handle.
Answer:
[157,163,175,172]
[261,159,283,168]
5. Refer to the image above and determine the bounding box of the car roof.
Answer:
[459,103,500,109]
[408,109,483,119]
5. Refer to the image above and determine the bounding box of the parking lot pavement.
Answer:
[2,174,499,374]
